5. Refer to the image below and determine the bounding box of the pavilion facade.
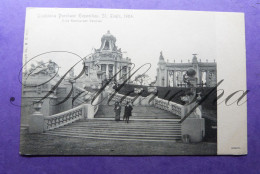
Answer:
[156,52,217,87]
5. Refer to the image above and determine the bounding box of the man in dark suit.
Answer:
[124,101,133,123]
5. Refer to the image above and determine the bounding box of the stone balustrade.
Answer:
[107,92,185,117]
[29,94,101,133]
[154,97,185,117]
[108,92,134,104]
[43,102,99,131]
[44,105,84,131]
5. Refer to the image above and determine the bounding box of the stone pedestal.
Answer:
[82,103,98,119]
[87,104,95,119]
[29,113,44,133]
[181,118,205,143]
[28,99,44,133]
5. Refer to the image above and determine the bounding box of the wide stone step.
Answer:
[59,119,182,130]
[80,119,181,122]
[54,127,181,134]
[80,119,181,123]
[71,121,181,125]
[73,121,181,127]
[48,129,181,137]
[96,105,180,119]
[80,118,180,121]
[95,115,179,119]
[67,125,181,129]
[56,125,181,130]
[75,122,181,125]
[44,132,181,141]
[65,124,181,128]
[44,117,182,142]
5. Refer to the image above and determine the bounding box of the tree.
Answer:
[134,74,151,86]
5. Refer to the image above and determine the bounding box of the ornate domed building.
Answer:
[83,31,132,87]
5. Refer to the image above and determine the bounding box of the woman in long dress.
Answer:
[114,101,121,121]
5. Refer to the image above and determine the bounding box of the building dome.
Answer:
[159,51,164,60]
[158,51,166,65]
[192,54,198,63]
[101,30,116,42]
[100,30,117,51]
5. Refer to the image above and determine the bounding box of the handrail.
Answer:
[44,105,84,131]
[44,104,83,119]
[153,97,185,117]
[43,93,101,131]
[108,92,185,117]
[108,92,134,104]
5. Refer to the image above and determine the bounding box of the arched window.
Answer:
[201,71,207,87]
[104,40,110,50]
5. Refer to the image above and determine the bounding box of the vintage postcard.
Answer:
[19,8,247,155]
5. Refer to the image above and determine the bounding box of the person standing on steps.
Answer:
[114,101,121,121]
[124,101,133,123]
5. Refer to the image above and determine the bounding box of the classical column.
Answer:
[115,63,117,81]
[119,64,123,79]
[124,66,128,79]
[119,65,122,79]
[106,64,108,78]
[180,71,183,86]
[112,64,115,78]
[162,77,165,87]
[161,69,165,87]
[128,67,131,81]
[206,70,209,87]
[173,71,176,87]
[165,69,168,87]
[198,70,202,85]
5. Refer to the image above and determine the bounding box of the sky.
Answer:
[24,8,217,81]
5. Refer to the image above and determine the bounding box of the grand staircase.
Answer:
[43,103,182,142]
[43,118,181,142]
